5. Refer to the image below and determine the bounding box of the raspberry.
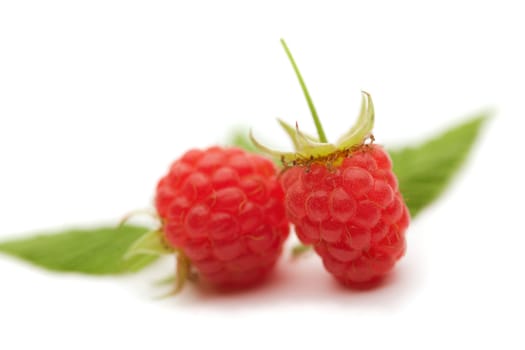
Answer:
[250,39,410,286]
[155,146,289,289]
[280,144,409,285]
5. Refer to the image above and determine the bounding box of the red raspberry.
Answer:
[251,39,410,286]
[155,146,289,289]
[280,144,409,285]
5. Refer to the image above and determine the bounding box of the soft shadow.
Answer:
[155,254,422,311]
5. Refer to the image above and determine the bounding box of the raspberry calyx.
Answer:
[250,39,375,165]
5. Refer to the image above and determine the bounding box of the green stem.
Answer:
[280,38,328,143]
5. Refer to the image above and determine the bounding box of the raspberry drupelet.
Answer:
[155,146,290,289]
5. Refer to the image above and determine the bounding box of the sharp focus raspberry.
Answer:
[155,146,290,289]
[280,144,409,285]
[251,39,410,286]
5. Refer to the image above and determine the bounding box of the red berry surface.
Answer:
[280,144,409,285]
[155,146,289,288]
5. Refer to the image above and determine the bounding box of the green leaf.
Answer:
[0,225,159,275]
[390,114,488,218]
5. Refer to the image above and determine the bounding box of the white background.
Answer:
[1,1,524,349]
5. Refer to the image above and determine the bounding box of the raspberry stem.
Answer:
[280,38,328,143]
[174,251,190,294]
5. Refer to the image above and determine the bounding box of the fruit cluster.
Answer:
[155,141,409,290]
[153,40,410,291]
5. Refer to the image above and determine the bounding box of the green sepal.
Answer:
[335,91,375,149]
[124,228,173,260]
[277,118,319,149]
[250,91,375,163]
[249,129,297,162]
